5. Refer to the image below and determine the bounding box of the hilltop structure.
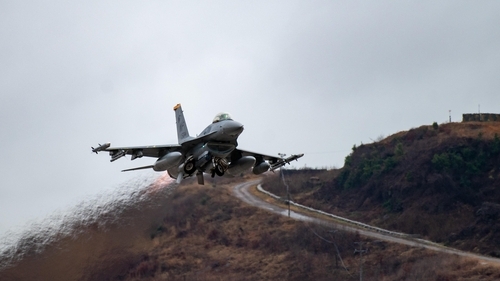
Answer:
[462,113,500,122]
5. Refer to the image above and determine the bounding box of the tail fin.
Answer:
[173,103,193,144]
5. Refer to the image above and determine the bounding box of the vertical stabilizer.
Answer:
[173,103,192,144]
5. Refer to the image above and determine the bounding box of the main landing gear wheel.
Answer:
[184,161,196,174]
[214,164,225,176]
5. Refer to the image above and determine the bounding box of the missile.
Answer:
[284,153,304,163]
[91,142,111,154]
[270,153,304,171]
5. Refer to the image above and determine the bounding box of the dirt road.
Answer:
[232,180,500,265]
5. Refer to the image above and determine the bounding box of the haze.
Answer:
[1,1,499,235]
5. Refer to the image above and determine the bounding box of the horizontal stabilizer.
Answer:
[121,165,154,172]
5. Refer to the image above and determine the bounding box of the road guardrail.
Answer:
[256,184,444,246]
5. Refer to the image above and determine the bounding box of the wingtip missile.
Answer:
[280,153,304,165]
[285,153,304,163]
[270,153,305,171]
[91,142,111,154]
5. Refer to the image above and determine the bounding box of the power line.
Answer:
[310,226,350,274]
[278,167,351,276]
[279,166,291,217]
[354,241,367,281]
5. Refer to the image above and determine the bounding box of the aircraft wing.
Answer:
[95,143,182,162]
[235,148,304,171]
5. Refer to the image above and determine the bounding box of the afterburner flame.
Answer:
[149,172,174,194]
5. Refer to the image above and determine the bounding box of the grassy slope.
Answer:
[264,122,500,257]
[115,176,500,281]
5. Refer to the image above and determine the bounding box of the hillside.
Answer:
[3,176,500,280]
[264,121,500,257]
[105,179,500,280]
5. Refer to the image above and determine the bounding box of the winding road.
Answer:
[232,180,500,265]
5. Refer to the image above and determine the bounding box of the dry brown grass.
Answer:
[383,122,500,145]
[117,179,500,281]
[4,173,499,280]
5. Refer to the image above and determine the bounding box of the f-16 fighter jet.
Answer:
[93,104,303,185]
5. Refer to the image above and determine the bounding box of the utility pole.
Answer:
[449,110,451,123]
[329,230,339,268]
[278,153,290,217]
[354,242,367,281]
[282,167,290,217]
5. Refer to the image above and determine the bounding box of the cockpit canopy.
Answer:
[212,112,233,123]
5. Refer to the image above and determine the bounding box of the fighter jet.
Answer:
[93,104,303,185]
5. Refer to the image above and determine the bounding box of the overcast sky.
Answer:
[1,1,499,235]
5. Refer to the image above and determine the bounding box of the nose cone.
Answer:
[224,121,244,137]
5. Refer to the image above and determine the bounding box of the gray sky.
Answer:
[1,1,499,235]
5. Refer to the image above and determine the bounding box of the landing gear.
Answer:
[211,157,228,177]
[184,160,196,174]
[215,164,225,176]
[210,165,224,177]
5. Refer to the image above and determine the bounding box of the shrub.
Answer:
[395,142,404,157]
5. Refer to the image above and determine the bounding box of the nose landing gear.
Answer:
[211,157,228,178]
[183,156,229,179]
